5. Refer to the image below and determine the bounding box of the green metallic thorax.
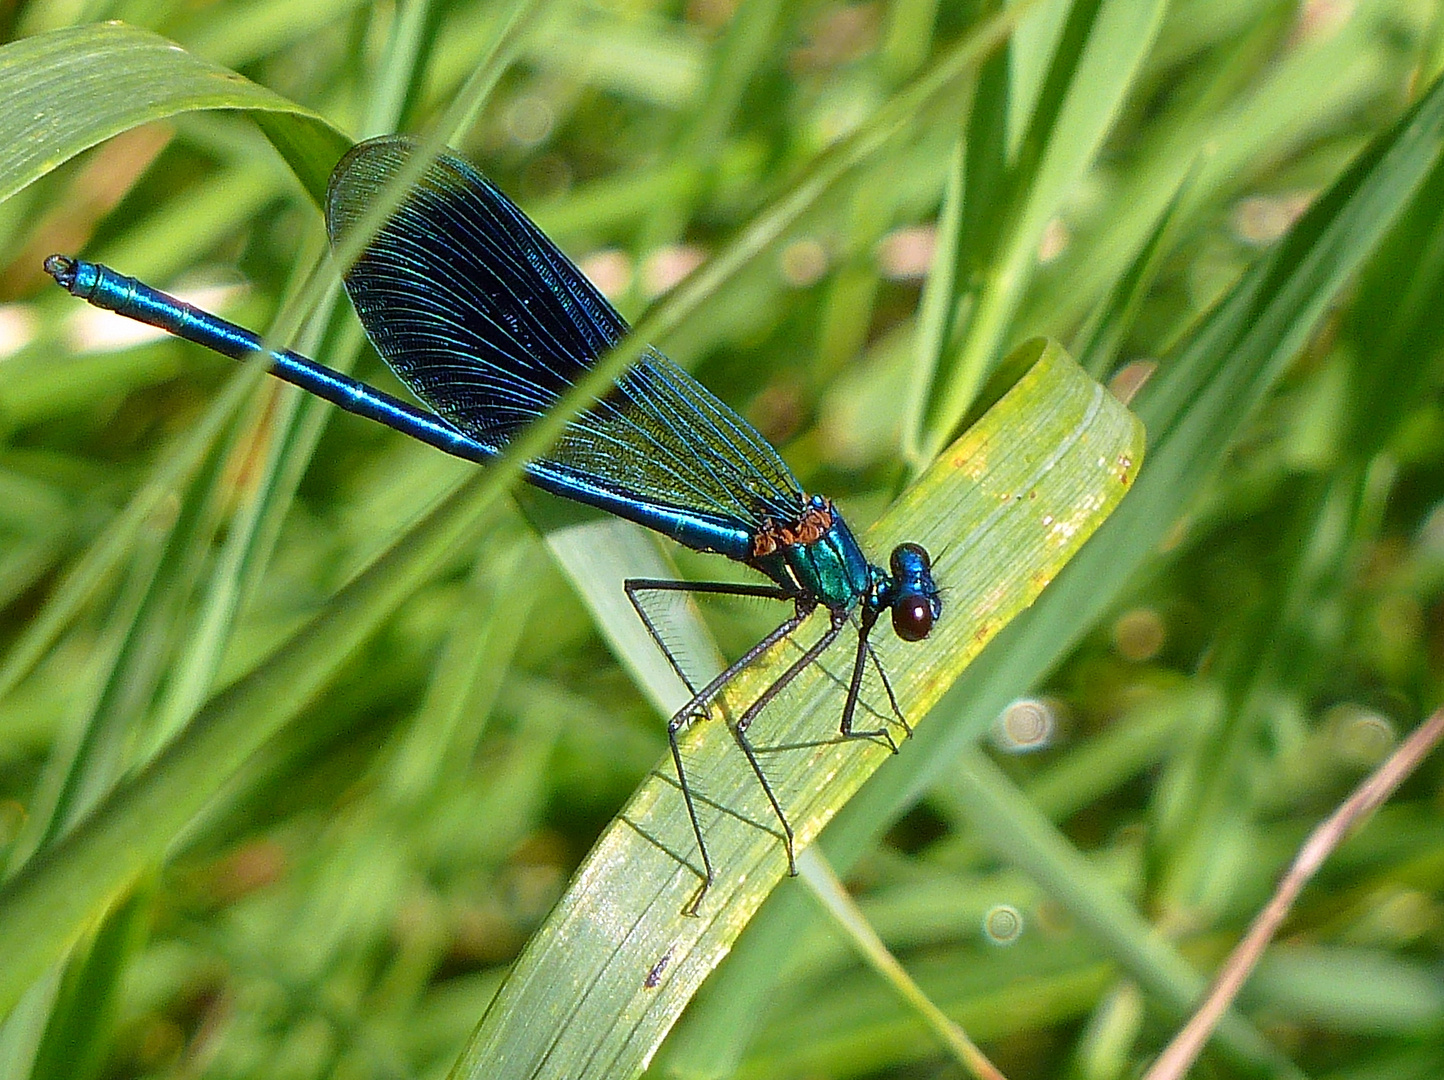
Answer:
[753,513,874,613]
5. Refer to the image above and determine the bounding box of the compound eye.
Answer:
[892,595,934,641]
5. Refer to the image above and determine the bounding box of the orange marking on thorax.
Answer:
[751,499,834,559]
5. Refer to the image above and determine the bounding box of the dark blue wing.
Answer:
[325,136,804,529]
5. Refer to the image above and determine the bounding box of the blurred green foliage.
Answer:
[0,0,1441,1078]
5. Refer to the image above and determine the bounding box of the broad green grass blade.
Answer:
[667,58,1444,1080]
[450,339,1143,1080]
[0,23,349,206]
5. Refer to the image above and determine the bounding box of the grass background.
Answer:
[0,0,1442,1078]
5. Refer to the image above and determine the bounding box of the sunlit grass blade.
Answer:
[0,23,347,205]
[451,339,1143,1080]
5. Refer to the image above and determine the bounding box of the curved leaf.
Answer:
[452,339,1144,1080]
[0,23,349,206]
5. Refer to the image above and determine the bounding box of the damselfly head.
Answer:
[888,542,941,641]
